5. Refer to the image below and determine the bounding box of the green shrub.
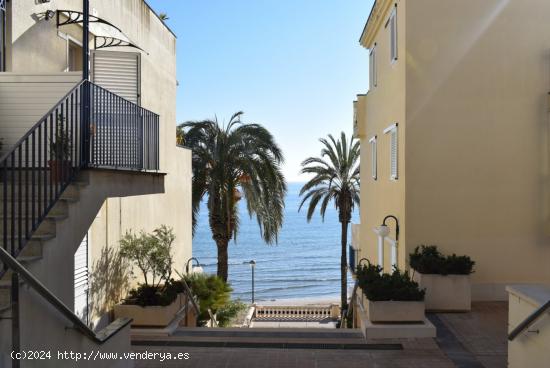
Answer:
[119,226,177,307]
[216,300,248,327]
[409,245,475,275]
[183,273,232,325]
[356,262,425,302]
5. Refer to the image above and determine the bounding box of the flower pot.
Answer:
[114,293,185,327]
[48,160,72,183]
[363,297,425,323]
[413,272,471,312]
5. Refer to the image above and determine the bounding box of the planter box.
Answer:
[114,294,185,327]
[413,273,471,312]
[363,297,425,323]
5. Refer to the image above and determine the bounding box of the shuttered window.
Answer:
[389,7,398,63]
[369,45,377,89]
[369,136,377,180]
[384,123,398,180]
[92,50,140,105]
[74,233,89,324]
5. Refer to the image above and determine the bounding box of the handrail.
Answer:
[180,277,200,316]
[508,300,550,341]
[340,281,359,329]
[0,246,131,344]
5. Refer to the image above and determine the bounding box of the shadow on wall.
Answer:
[89,245,131,330]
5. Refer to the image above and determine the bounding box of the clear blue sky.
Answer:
[146,0,373,182]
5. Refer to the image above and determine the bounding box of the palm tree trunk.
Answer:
[340,219,349,317]
[215,238,229,282]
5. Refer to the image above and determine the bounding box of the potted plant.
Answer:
[113,225,187,327]
[49,115,72,182]
[409,245,475,312]
[356,262,425,323]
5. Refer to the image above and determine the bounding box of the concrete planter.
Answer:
[363,297,425,323]
[413,273,471,312]
[114,293,185,327]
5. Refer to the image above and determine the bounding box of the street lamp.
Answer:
[186,257,201,274]
[244,260,256,304]
[375,215,400,268]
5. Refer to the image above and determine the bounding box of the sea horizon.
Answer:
[192,182,356,303]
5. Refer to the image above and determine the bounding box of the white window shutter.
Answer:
[384,123,398,180]
[390,9,398,62]
[390,128,398,179]
[369,136,377,180]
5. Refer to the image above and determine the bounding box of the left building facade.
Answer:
[0,1,192,367]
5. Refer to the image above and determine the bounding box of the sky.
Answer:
[146,0,373,182]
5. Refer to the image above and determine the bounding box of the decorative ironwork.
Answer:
[0,0,5,12]
[94,36,146,53]
[56,10,121,32]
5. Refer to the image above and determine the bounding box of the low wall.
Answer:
[507,284,550,368]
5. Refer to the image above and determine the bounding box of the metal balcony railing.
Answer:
[0,80,159,273]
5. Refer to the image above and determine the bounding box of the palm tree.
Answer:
[159,13,169,21]
[180,112,287,281]
[299,132,360,315]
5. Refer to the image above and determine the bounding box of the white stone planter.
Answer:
[363,297,425,323]
[413,273,471,312]
[114,293,185,327]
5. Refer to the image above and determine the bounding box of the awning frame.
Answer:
[56,10,146,53]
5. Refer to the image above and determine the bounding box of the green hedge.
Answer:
[409,245,475,275]
[356,262,425,302]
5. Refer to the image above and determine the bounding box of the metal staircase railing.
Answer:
[0,79,160,365]
[0,79,159,276]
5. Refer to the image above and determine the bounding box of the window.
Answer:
[369,136,377,180]
[68,40,83,72]
[384,123,398,180]
[369,45,377,89]
[388,7,398,63]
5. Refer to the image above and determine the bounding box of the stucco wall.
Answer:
[359,0,407,272]
[0,72,81,154]
[405,0,550,299]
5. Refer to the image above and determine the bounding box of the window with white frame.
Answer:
[369,44,377,89]
[388,7,398,63]
[369,136,377,180]
[384,123,398,180]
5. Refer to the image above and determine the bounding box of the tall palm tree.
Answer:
[180,112,287,281]
[159,13,169,21]
[299,132,360,314]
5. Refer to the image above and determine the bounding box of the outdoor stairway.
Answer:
[131,328,403,350]
[0,171,89,314]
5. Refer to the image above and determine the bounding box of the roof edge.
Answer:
[359,0,393,49]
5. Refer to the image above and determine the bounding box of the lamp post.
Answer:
[375,215,399,268]
[244,260,256,304]
[185,257,200,274]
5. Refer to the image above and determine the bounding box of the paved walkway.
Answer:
[133,302,508,368]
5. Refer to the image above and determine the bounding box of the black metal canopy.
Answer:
[94,36,146,53]
[56,10,146,53]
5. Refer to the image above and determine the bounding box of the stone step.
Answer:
[132,328,402,350]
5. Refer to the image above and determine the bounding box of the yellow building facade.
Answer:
[354,0,550,301]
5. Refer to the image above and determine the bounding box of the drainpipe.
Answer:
[81,0,90,166]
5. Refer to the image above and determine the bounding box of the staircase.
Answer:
[0,175,88,314]
[132,328,402,350]
[0,79,160,366]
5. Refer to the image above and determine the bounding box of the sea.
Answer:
[192,182,357,303]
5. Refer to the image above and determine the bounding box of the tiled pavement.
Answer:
[133,302,508,368]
